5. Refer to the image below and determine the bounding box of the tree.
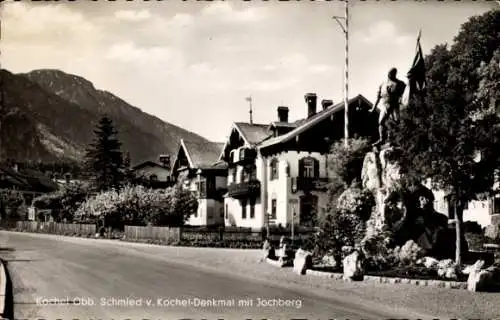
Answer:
[32,182,90,222]
[0,190,24,222]
[85,116,125,192]
[393,10,500,266]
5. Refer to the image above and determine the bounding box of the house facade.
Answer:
[429,181,500,228]
[170,139,227,226]
[221,93,377,229]
[132,155,173,188]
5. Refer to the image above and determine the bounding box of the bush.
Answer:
[33,182,90,222]
[75,185,198,229]
[0,190,25,221]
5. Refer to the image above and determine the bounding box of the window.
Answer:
[240,169,245,183]
[225,204,229,219]
[250,198,255,219]
[220,207,224,218]
[198,179,206,197]
[271,199,277,219]
[242,199,247,219]
[494,197,500,214]
[303,158,315,178]
[232,168,237,183]
[270,158,279,180]
[250,165,257,180]
[299,157,319,178]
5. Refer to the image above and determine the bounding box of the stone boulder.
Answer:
[293,249,313,275]
[467,260,497,292]
[417,256,440,269]
[343,250,364,281]
[321,254,337,268]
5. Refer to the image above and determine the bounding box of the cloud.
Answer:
[201,2,233,16]
[105,42,184,72]
[115,10,152,22]
[200,2,267,23]
[2,2,100,45]
[357,20,412,46]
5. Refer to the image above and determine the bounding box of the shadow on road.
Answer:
[1,259,14,320]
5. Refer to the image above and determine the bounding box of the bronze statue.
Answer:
[370,68,407,146]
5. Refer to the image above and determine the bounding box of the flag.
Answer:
[245,96,252,103]
[407,30,426,101]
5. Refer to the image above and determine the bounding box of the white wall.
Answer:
[264,151,328,227]
[429,186,493,228]
[224,197,263,228]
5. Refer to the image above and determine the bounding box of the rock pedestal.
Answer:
[360,146,468,260]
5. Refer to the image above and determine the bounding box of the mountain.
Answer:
[0,69,213,165]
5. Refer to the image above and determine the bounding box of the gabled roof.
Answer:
[0,166,58,192]
[172,139,225,171]
[132,161,168,170]
[234,122,270,145]
[258,94,372,149]
[218,122,271,161]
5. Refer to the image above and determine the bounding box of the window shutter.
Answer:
[298,158,304,178]
[314,158,319,178]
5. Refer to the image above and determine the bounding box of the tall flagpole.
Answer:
[334,0,349,147]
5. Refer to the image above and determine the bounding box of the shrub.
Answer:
[75,185,198,229]
[0,190,25,221]
[33,182,91,222]
[397,240,425,265]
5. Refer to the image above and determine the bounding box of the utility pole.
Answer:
[333,0,349,147]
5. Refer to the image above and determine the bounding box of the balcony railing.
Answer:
[295,177,329,192]
[227,180,261,199]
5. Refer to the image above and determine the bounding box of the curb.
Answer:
[0,259,7,317]
[306,269,468,290]
[265,257,292,268]
[306,269,344,280]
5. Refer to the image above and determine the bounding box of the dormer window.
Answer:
[270,158,279,180]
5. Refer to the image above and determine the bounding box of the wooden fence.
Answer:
[16,221,96,235]
[124,226,181,243]
[15,221,314,245]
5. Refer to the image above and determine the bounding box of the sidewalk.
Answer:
[5,231,500,319]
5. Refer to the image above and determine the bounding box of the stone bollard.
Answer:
[293,249,312,275]
[343,250,364,281]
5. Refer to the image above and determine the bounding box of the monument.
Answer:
[370,67,407,147]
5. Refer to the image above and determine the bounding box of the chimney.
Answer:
[321,99,334,110]
[277,106,289,123]
[305,93,317,118]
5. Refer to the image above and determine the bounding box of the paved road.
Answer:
[0,231,424,320]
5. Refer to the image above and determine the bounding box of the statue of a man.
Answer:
[370,68,407,146]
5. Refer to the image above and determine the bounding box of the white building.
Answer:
[220,93,376,229]
[170,139,227,226]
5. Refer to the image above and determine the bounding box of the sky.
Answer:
[1,0,498,143]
